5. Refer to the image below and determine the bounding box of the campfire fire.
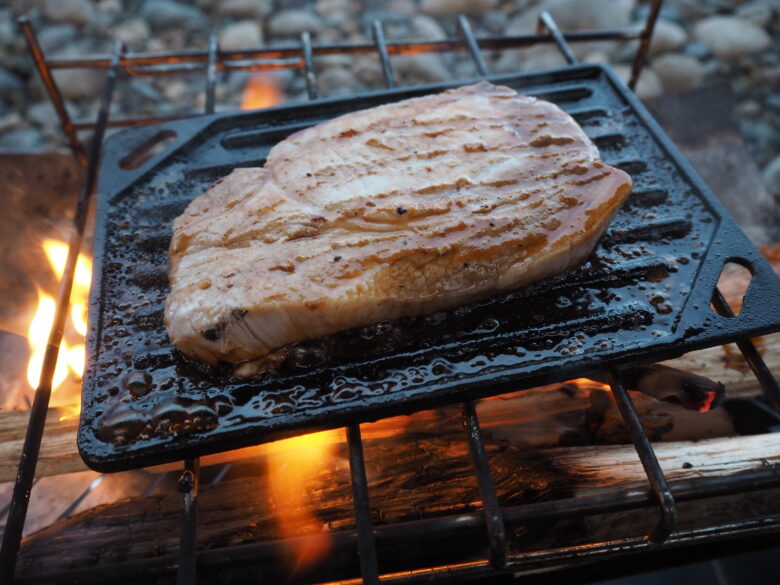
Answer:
[239,72,336,574]
[265,429,339,572]
[240,73,285,111]
[26,239,91,416]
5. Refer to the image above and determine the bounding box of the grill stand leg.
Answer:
[0,40,124,583]
[711,288,780,412]
[463,401,507,568]
[536,12,577,64]
[372,20,396,89]
[629,0,663,90]
[17,16,86,164]
[177,458,200,585]
[609,370,678,542]
[347,424,379,585]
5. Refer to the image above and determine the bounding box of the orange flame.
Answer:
[266,429,339,573]
[26,240,92,412]
[566,377,611,391]
[240,73,284,110]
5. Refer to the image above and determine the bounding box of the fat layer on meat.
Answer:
[165,82,632,365]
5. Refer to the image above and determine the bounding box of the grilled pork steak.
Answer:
[165,82,632,367]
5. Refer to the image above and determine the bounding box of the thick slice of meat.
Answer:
[165,82,632,366]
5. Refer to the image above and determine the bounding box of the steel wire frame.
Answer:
[4,2,780,584]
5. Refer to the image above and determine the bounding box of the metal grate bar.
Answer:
[22,12,660,142]
[73,113,197,130]
[629,0,663,90]
[205,35,218,115]
[372,20,396,89]
[142,471,169,497]
[177,457,200,585]
[57,475,105,521]
[609,369,678,542]
[712,288,780,412]
[123,59,302,78]
[301,31,319,100]
[462,401,507,568]
[45,29,646,70]
[173,50,218,585]
[347,424,380,585]
[536,11,578,64]
[457,16,489,77]
[210,464,232,486]
[18,16,86,164]
[0,40,125,582]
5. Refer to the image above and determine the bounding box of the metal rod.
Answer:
[462,401,507,568]
[142,472,169,497]
[347,424,379,585]
[301,31,318,100]
[372,20,396,89]
[124,58,302,78]
[210,464,232,486]
[17,16,86,164]
[46,29,645,70]
[536,11,578,65]
[177,457,200,585]
[205,35,218,115]
[457,16,489,77]
[57,475,105,521]
[609,369,678,542]
[0,40,125,583]
[711,288,780,412]
[629,0,663,90]
[73,113,197,131]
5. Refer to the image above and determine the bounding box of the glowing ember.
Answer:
[240,73,284,110]
[26,239,92,399]
[266,429,339,573]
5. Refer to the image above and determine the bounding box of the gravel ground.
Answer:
[0,0,778,197]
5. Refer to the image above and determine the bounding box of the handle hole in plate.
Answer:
[120,130,177,170]
[712,258,754,317]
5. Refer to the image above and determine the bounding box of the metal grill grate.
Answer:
[3,3,780,584]
[79,64,780,470]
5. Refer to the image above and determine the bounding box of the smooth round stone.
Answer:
[317,66,361,97]
[420,0,498,16]
[693,16,771,60]
[113,18,150,48]
[764,155,780,197]
[141,0,207,31]
[409,14,447,40]
[736,0,774,28]
[652,53,705,92]
[0,68,24,102]
[613,64,664,100]
[268,10,324,37]
[42,0,94,27]
[217,0,272,18]
[648,19,688,55]
[219,20,263,51]
[393,53,451,83]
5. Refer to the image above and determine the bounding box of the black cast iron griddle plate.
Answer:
[79,64,780,471]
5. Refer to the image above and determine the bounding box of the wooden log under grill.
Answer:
[0,329,777,483]
[15,431,780,580]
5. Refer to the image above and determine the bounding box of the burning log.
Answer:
[16,431,780,581]
[593,364,725,412]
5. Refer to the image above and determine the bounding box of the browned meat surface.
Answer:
[165,82,632,366]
